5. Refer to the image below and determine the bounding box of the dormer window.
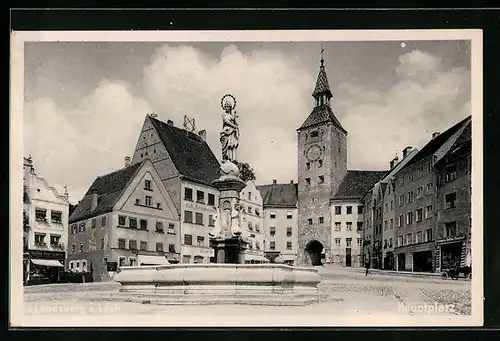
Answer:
[310,131,319,138]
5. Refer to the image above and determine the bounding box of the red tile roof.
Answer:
[331,170,389,200]
[257,182,298,208]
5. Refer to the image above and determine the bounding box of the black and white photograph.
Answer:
[10,29,483,327]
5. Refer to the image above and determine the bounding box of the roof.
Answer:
[331,170,389,200]
[257,182,298,208]
[69,162,143,223]
[149,116,220,186]
[399,116,471,172]
[312,64,333,99]
[436,119,472,167]
[298,104,346,133]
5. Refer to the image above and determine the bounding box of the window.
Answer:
[270,211,276,219]
[398,235,404,247]
[358,206,363,214]
[91,218,96,229]
[305,178,311,186]
[389,238,393,248]
[255,208,260,216]
[357,222,363,231]
[335,238,341,247]
[416,208,423,222]
[129,240,137,250]
[283,241,291,250]
[50,234,61,246]
[310,130,318,138]
[318,175,325,184]
[416,186,423,198]
[445,222,457,237]
[319,216,324,224]
[445,192,457,209]
[286,227,292,237]
[79,242,84,252]
[208,193,215,206]
[425,229,433,242]
[270,241,276,250]
[425,205,433,219]
[169,244,176,253]
[346,222,352,231]
[390,218,394,229]
[398,195,404,207]
[144,180,152,190]
[416,231,422,243]
[385,203,388,213]
[308,218,313,225]
[100,238,104,250]
[51,211,62,223]
[208,215,215,227]
[286,211,293,219]
[118,239,126,249]
[140,241,148,251]
[247,192,252,200]
[118,257,126,267]
[445,164,457,182]
[197,236,205,247]
[383,220,387,230]
[196,190,205,203]
[335,206,341,215]
[426,183,434,195]
[346,238,352,247]
[136,198,140,205]
[406,233,413,245]
[34,233,45,245]
[184,210,193,223]
[269,226,276,236]
[390,200,394,210]
[255,241,260,250]
[318,160,323,168]
[71,224,77,235]
[306,162,311,170]
[168,223,175,234]
[357,238,363,247]
[82,261,87,272]
[248,206,252,214]
[248,221,253,230]
[335,222,341,231]
[398,215,404,227]
[140,219,147,230]
[101,216,107,227]
[184,187,193,201]
[407,191,414,203]
[255,224,260,232]
[145,196,152,206]
[384,239,387,249]
[406,212,413,225]
[118,215,126,226]
[156,221,164,233]
[126,217,136,229]
[129,258,136,266]
[184,234,192,245]
[195,213,204,225]
[346,206,353,214]
[35,208,47,221]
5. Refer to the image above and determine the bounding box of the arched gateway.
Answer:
[305,240,324,266]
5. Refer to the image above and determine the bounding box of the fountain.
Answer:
[112,95,323,306]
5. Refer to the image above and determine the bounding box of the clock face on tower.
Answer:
[306,145,322,161]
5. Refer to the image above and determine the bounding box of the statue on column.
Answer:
[220,94,239,163]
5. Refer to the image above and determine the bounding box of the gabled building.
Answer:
[434,118,472,273]
[393,115,471,272]
[130,115,221,263]
[258,180,299,265]
[24,156,70,284]
[68,159,180,281]
[239,181,267,263]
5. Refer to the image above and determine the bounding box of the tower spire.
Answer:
[320,44,324,67]
[312,45,333,106]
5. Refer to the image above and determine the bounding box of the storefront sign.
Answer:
[28,249,65,261]
[185,201,217,212]
[437,235,465,245]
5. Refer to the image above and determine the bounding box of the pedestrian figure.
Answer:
[363,240,371,276]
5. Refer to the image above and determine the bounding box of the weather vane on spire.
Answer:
[320,44,324,66]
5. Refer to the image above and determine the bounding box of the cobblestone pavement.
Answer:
[23,266,471,317]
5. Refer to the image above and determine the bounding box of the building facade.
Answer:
[68,160,180,281]
[434,119,472,273]
[130,114,221,263]
[394,116,471,272]
[258,180,299,265]
[240,181,267,263]
[381,179,396,270]
[24,156,69,284]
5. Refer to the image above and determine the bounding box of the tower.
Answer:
[296,49,348,265]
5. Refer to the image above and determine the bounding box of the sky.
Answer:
[23,40,471,204]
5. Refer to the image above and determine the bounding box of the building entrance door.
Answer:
[397,253,405,271]
[345,248,352,267]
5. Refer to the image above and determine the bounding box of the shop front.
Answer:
[384,252,395,270]
[395,241,435,272]
[435,235,466,273]
[28,249,65,285]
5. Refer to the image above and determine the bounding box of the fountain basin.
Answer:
[112,263,324,306]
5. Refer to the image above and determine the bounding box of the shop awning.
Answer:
[137,255,170,266]
[31,259,64,267]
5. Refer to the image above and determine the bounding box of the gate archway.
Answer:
[305,240,324,266]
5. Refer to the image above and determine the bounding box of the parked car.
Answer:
[441,265,472,280]
[27,273,51,286]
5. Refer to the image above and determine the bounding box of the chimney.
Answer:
[198,129,207,141]
[272,179,277,185]
[390,155,399,169]
[432,131,441,139]
[124,156,131,167]
[290,180,294,184]
[402,146,412,158]
[167,120,174,126]
[90,189,98,212]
